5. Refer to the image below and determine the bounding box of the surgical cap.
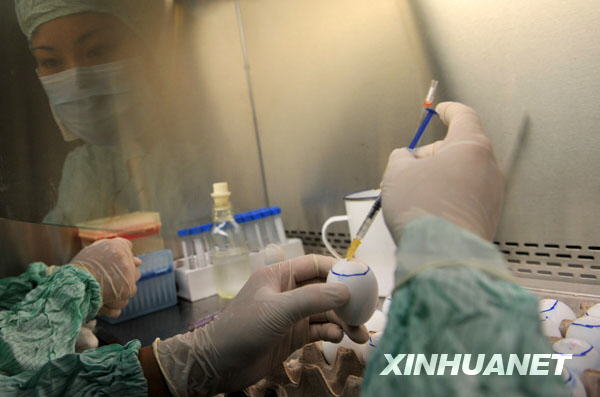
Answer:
[14,0,163,42]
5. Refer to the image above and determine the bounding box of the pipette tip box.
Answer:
[98,249,177,324]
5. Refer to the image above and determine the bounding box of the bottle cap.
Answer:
[211,182,231,209]
[211,182,231,199]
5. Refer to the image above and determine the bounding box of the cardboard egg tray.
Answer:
[243,343,364,397]
[232,295,600,396]
[542,298,600,396]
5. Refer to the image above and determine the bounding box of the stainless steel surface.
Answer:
[238,0,440,234]
[402,0,600,296]
[405,0,600,244]
[241,0,600,298]
[180,0,267,218]
[0,218,82,278]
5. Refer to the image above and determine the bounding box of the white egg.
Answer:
[381,296,393,315]
[321,335,367,364]
[567,316,600,350]
[362,332,383,363]
[539,299,576,324]
[365,310,387,333]
[321,340,339,365]
[553,338,600,377]
[327,259,378,326]
[586,303,600,318]
[562,368,587,397]
[541,317,562,338]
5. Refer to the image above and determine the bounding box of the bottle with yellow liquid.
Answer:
[209,182,251,299]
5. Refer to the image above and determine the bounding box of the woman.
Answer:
[19,0,193,232]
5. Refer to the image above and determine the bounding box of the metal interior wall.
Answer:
[235,0,599,294]
[236,0,439,236]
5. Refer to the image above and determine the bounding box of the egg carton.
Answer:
[540,295,600,397]
[242,343,364,397]
[235,293,600,396]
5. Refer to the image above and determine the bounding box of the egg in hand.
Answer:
[326,259,378,326]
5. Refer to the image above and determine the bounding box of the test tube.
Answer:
[177,228,192,269]
[193,223,213,268]
[192,236,206,269]
[270,207,287,244]
[201,230,211,264]
[262,208,281,245]
[188,227,201,270]
[250,211,266,251]
[255,209,273,246]
[177,223,213,270]
[235,211,262,252]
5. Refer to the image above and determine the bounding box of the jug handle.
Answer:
[321,215,349,260]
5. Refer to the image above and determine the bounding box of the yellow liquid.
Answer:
[345,239,362,260]
[211,248,251,299]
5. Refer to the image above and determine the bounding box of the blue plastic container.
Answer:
[99,249,177,324]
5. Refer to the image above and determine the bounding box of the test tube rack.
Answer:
[175,206,304,301]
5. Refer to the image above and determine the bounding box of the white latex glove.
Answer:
[71,238,142,317]
[153,254,369,396]
[75,320,99,352]
[382,101,505,242]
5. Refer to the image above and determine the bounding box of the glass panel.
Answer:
[1,0,266,244]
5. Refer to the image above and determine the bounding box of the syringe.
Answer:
[345,195,382,259]
[345,80,439,260]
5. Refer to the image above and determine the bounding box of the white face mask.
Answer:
[39,59,139,146]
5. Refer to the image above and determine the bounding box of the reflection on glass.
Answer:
[13,1,192,233]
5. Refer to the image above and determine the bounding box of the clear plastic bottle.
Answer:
[209,182,251,299]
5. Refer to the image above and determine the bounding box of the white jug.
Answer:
[321,189,397,296]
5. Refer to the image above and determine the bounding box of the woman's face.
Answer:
[31,12,143,77]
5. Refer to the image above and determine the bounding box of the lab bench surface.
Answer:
[96,296,227,347]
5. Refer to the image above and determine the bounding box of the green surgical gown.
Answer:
[0,263,147,396]
[362,217,568,396]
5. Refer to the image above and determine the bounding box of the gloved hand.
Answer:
[75,320,99,352]
[153,254,369,396]
[382,101,505,242]
[71,238,141,317]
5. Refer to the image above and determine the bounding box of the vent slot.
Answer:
[289,232,600,287]
[496,240,600,285]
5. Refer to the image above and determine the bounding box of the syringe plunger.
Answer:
[423,80,439,107]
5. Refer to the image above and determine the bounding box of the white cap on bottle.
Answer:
[211,182,231,209]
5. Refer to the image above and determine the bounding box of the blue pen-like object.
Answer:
[408,107,438,152]
[346,80,439,260]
